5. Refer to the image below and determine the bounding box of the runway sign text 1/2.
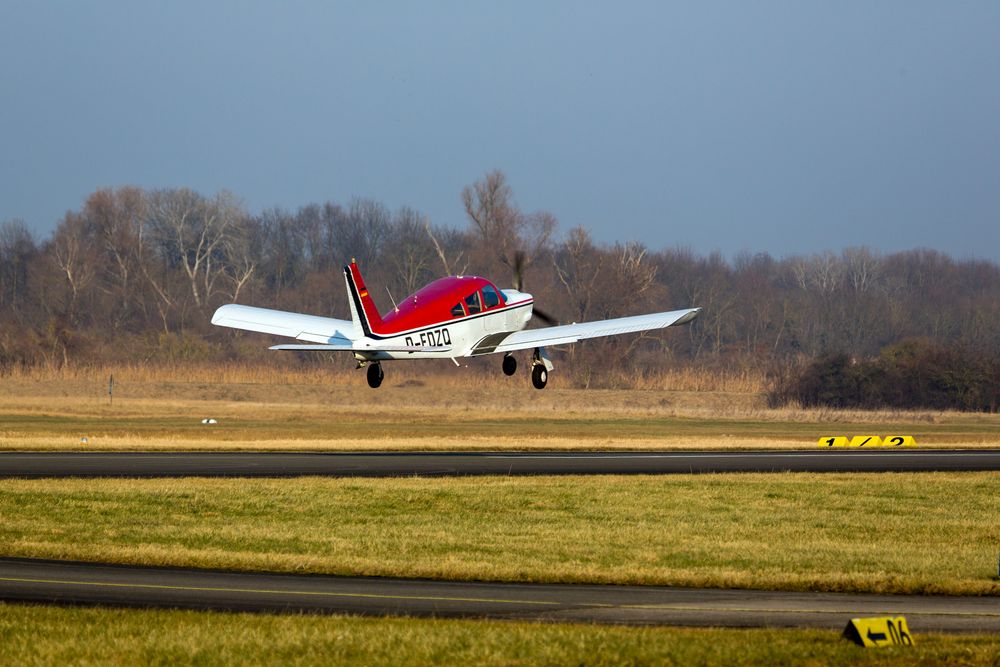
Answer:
[818,435,917,448]
[843,616,915,647]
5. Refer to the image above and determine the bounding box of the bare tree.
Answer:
[0,219,36,312]
[335,198,390,268]
[82,186,147,328]
[49,212,96,318]
[553,226,603,323]
[386,207,435,295]
[462,170,556,286]
[145,188,243,309]
[461,170,518,247]
[843,246,883,294]
[220,215,260,303]
[424,220,467,277]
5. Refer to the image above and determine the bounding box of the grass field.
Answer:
[2,474,998,595]
[2,372,998,450]
[3,603,999,666]
[3,369,999,663]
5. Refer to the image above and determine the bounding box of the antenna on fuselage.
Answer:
[385,286,399,312]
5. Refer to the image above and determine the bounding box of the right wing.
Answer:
[478,308,701,355]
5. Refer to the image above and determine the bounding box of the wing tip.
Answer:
[673,308,701,326]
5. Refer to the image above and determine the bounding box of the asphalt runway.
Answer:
[0,450,998,478]
[1,558,997,632]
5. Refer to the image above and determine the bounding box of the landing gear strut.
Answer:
[366,362,384,389]
[502,353,517,376]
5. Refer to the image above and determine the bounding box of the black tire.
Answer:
[502,354,517,376]
[366,363,384,389]
[531,364,547,389]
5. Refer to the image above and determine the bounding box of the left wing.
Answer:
[482,308,701,355]
[212,304,354,344]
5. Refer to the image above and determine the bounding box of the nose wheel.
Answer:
[366,362,384,389]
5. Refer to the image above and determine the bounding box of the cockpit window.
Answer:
[450,302,465,317]
[464,291,482,314]
[482,284,502,308]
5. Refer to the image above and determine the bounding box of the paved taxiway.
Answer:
[0,449,998,477]
[1,558,997,632]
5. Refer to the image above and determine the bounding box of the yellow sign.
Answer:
[843,616,914,647]
[819,436,917,448]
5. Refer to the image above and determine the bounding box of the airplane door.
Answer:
[465,291,486,334]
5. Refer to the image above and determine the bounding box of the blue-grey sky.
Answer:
[2,1,999,259]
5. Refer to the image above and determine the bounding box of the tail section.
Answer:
[343,260,385,338]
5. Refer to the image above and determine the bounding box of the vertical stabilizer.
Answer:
[343,260,384,338]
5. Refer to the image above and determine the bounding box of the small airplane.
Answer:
[212,260,701,389]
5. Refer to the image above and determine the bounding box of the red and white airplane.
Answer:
[212,260,700,389]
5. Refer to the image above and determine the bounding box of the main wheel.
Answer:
[366,363,384,389]
[531,364,547,389]
[502,354,517,376]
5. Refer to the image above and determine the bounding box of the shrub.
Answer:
[769,339,1000,412]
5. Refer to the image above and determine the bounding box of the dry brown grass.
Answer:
[2,360,770,393]
[2,363,999,450]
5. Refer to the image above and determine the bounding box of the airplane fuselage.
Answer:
[351,290,534,361]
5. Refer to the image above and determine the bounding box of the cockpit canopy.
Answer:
[453,283,504,316]
[380,275,507,332]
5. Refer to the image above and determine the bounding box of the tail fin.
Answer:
[343,260,384,338]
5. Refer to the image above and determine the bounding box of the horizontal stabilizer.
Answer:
[270,344,451,353]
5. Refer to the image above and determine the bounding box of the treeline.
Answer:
[1,171,998,407]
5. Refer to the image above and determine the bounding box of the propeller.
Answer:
[510,250,558,326]
[532,307,559,326]
[512,250,526,292]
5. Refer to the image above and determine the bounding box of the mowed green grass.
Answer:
[3,603,999,667]
[2,474,998,595]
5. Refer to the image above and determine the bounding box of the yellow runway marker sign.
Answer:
[819,436,917,448]
[843,616,914,647]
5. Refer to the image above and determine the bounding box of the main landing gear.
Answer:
[531,364,548,389]
[366,362,384,389]
[501,350,549,389]
[530,347,552,390]
[502,353,517,376]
